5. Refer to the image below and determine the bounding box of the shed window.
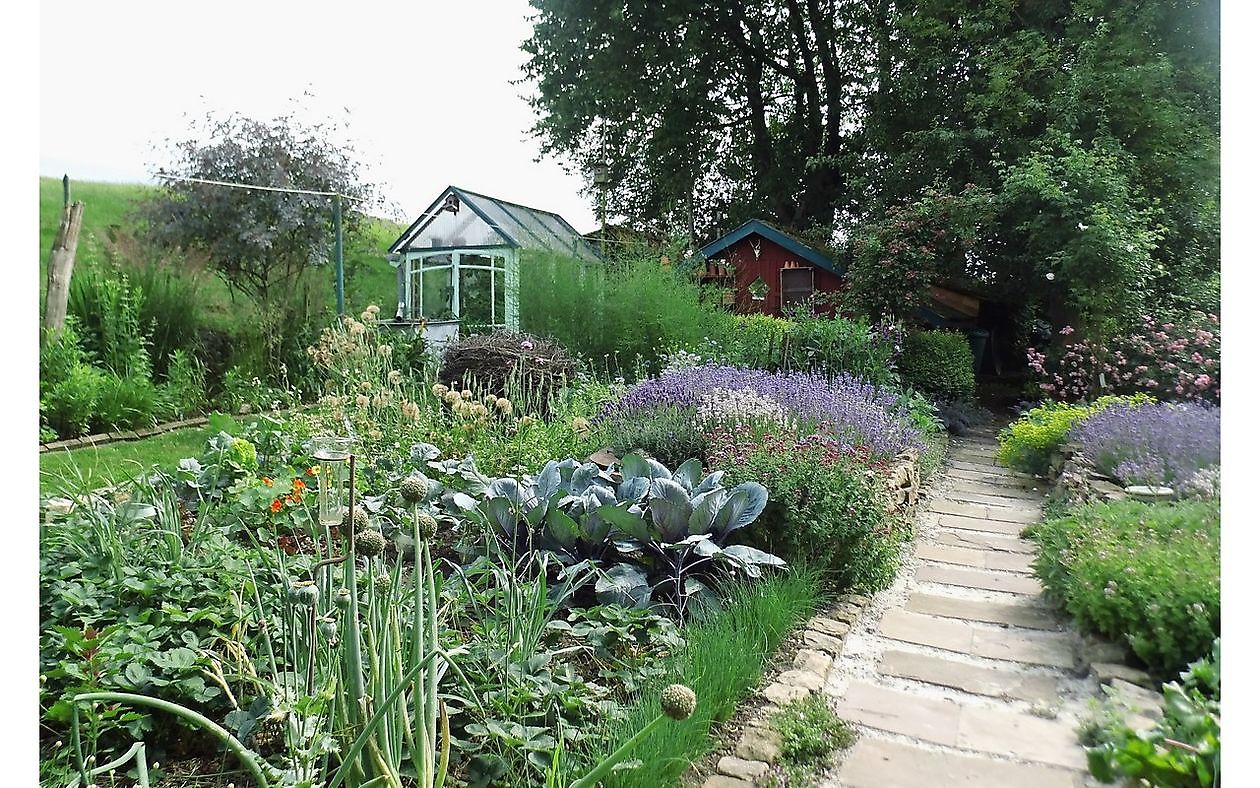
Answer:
[781,267,814,309]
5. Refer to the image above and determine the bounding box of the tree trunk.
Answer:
[42,201,85,345]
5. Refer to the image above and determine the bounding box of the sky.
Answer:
[38,0,597,231]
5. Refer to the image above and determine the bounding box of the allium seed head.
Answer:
[343,507,370,531]
[373,573,391,593]
[660,684,696,720]
[354,529,387,557]
[417,512,439,541]
[399,476,428,504]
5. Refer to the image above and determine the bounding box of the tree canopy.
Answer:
[523,0,1220,333]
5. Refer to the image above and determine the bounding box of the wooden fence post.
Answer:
[42,193,85,345]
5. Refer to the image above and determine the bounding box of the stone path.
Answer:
[819,427,1102,788]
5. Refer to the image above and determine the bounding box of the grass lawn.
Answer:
[39,427,213,494]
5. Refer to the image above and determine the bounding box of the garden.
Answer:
[40,249,963,786]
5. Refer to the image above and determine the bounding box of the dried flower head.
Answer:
[373,573,392,593]
[417,512,439,540]
[401,400,420,422]
[343,507,370,531]
[495,397,513,415]
[432,383,449,397]
[388,370,403,385]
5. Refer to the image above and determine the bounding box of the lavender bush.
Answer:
[1071,401,1220,495]
[600,365,924,459]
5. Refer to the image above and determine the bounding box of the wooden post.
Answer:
[43,189,85,344]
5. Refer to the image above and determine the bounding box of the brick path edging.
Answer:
[39,406,302,454]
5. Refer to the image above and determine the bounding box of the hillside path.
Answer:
[818,425,1101,787]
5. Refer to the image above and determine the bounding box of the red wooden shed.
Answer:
[696,219,846,317]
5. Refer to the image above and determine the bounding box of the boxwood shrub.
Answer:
[1030,498,1219,677]
[899,329,975,401]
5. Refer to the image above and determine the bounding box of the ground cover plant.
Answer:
[1030,499,1219,677]
[770,693,856,788]
[1070,401,1220,496]
[899,329,975,402]
[996,394,1152,476]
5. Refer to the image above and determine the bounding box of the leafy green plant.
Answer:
[900,329,975,401]
[710,424,899,592]
[1031,499,1219,676]
[771,694,856,787]
[159,350,209,419]
[1085,640,1219,787]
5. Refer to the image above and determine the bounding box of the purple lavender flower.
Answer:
[1070,401,1220,495]
[600,364,924,458]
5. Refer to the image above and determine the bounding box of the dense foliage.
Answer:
[1071,401,1220,495]
[1031,499,1219,677]
[899,329,976,402]
[523,1,1219,339]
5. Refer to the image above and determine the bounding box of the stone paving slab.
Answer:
[935,513,1028,536]
[879,649,1060,704]
[880,610,1076,668]
[957,704,1087,770]
[931,499,1041,524]
[935,528,1037,554]
[916,543,1035,574]
[905,592,1058,630]
[950,459,1013,474]
[949,478,1046,499]
[944,490,1047,510]
[916,564,1044,596]
[831,737,1082,788]
[949,467,1042,488]
[836,682,1086,770]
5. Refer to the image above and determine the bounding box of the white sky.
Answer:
[38,0,597,230]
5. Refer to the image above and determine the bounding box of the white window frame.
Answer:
[402,248,519,329]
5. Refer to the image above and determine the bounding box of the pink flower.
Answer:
[1060,325,1075,335]
[1195,374,1212,389]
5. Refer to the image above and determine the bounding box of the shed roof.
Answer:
[387,186,603,263]
[698,219,844,277]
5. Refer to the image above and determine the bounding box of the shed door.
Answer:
[781,267,814,310]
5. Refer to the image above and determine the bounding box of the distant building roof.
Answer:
[698,219,844,277]
[388,186,603,263]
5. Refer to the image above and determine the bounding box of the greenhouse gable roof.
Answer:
[387,186,603,263]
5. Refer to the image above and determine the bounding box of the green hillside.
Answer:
[38,177,403,320]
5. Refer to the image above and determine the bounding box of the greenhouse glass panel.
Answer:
[422,265,454,320]
[406,204,505,249]
[459,256,495,324]
[470,199,564,254]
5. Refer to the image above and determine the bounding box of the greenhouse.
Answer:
[385,186,602,345]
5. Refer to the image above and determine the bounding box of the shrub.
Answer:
[1027,311,1219,403]
[41,364,108,438]
[997,395,1151,475]
[1031,499,1219,677]
[437,330,578,415]
[1071,401,1220,495]
[710,424,899,592]
[92,373,161,432]
[900,329,975,401]
[159,350,209,420]
[601,365,924,460]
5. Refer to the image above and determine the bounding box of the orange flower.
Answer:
[262,477,274,487]
[269,498,284,513]
[292,490,303,504]
[307,466,320,476]
[292,478,306,492]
